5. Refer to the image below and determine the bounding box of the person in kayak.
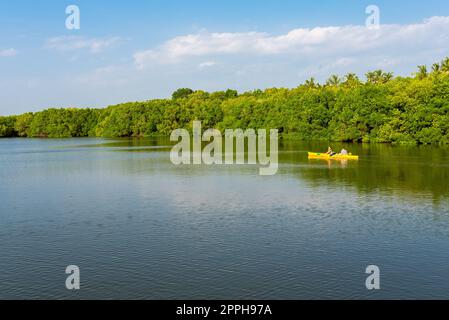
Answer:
[340,148,348,155]
[326,146,336,156]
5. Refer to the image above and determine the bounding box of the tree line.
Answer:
[2,57,449,145]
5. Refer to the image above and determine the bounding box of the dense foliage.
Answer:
[2,58,449,144]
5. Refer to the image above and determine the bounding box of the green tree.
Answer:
[326,74,341,86]
[172,88,194,100]
[3,57,449,145]
[343,73,361,87]
[304,77,318,89]
[15,113,34,137]
[441,57,449,73]
[432,63,441,74]
[415,65,428,80]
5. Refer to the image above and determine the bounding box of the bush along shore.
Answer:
[2,58,449,145]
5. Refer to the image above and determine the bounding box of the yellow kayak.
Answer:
[308,152,359,160]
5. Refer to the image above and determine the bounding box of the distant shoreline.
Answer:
[1,58,449,145]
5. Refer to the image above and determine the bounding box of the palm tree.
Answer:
[366,70,381,84]
[432,63,441,74]
[441,57,449,73]
[366,70,393,84]
[344,73,359,82]
[304,77,318,88]
[326,74,341,86]
[343,73,360,87]
[365,71,376,84]
[382,72,394,83]
[416,65,428,80]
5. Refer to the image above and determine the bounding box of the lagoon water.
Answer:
[0,138,449,299]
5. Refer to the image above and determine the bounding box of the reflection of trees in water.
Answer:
[278,141,449,202]
[71,137,449,202]
[70,137,173,152]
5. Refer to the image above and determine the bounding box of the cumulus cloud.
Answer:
[11,16,448,115]
[45,36,120,54]
[134,16,449,68]
[0,48,17,57]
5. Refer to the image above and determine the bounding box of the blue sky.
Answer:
[1,0,449,115]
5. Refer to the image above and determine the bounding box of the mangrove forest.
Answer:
[1,58,449,145]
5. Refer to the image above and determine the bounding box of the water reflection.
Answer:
[1,137,449,299]
[16,137,449,201]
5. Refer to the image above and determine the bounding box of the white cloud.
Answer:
[199,61,217,68]
[6,16,449,115]
[45,36,120,54]
[134,16,449,68]
[0,48,17,57]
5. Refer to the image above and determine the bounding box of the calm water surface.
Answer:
[0,138,448,299]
